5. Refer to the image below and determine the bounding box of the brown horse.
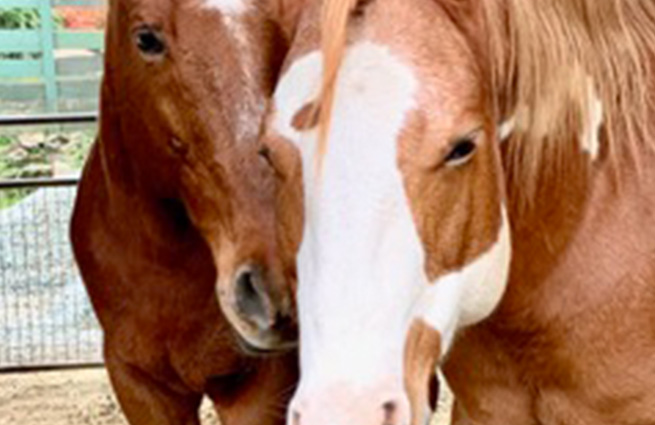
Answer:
[71,1,306,424]
[254,0,655,424]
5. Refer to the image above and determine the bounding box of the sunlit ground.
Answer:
[0,368,453,425]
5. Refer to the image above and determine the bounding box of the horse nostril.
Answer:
[234,267,268,324]
[292,410,301,425]
[230,265,297,351]
[382,400,397,425]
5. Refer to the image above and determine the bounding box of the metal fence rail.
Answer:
[0,112,97,126]
[0,112,102,371]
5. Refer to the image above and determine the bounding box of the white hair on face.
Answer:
[274,42,421,392]
[220,13,265,141]
[417,207,512,355]
[203,0,249,15]
[272,39,514,425]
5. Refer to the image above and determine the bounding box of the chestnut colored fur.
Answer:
[269,0,655,424]
[70,1,305,424]
[404,320,441,425]
[319,0,655,206]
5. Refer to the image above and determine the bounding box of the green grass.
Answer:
[0,134,12,148]
[0,125,95,209]
[0,188,32,209]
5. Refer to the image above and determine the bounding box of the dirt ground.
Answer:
[0,368,452,425]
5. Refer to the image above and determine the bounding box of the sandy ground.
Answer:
[0,368,452,425]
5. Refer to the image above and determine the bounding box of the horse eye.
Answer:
[258,144,288,178]
[258,145,271,161]
[134,26,166,58]
[258,145,276,169]
[444,138,477,166]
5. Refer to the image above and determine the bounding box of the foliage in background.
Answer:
[0,7,64,59]
[0,6,99,208]
[0,128,94,209]
[0,7,63,29]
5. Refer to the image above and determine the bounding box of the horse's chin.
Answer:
[224,308,298,357]
[233,329,298,358]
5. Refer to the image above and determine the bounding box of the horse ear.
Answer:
[268,0,307,41]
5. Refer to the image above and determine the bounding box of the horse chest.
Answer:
[448,184,655,423]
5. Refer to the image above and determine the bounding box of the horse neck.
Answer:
[502,105,655,316]
[81,142,204,267]
[73,144,216,316]
[77,86,205,264]
[504,145,592,291]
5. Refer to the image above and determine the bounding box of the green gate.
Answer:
[0,0,104,113]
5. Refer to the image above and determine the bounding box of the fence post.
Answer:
[38,0,58,112]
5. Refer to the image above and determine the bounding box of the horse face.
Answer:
[104,0,297,352]
[262,0,512,422]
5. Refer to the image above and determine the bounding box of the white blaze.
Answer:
[203,1,263,141]
[203,0,249,15]
[222,13,264,141]
[272,41,512,422]
[274,42,422,391]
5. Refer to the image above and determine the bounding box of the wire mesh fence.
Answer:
[0,177,102,371]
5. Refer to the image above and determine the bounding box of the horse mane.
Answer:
[315,0,358,173]
[317,0,655,204]
[490,0,655,204]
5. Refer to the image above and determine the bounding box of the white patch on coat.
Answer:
[203,0,248,15]
[221,13,265,141]
[275,42,421,417]
[581,77,603,159]
[203,0,263,142]
[417,207,511,354]
[272,41,512,424]
[271,51,324,143]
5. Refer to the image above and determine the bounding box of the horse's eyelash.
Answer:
[351,0,376,18]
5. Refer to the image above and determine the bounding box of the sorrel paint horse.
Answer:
[255,0,655,424]
[71,1,306,424]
